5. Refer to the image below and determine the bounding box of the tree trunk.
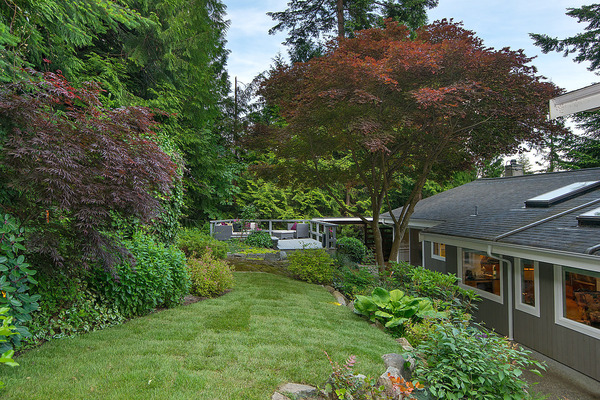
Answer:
[371,220,385,269]
[336,0,345,38]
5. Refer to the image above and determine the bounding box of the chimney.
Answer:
[505,159,523,177]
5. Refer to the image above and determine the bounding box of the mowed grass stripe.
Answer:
[2,272,400,399]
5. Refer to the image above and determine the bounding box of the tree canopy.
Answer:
[268,0,439,61]
[258,20,564,266]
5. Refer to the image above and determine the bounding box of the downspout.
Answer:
[585,243,600,255]
[487,245,514,341]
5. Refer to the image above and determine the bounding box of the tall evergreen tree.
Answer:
[268,0,438,61]
[1,0,238,222]
[531,3,600,169]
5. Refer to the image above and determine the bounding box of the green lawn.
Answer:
[2,272,400,399]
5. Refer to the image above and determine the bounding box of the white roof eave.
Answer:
[549,82,600,119]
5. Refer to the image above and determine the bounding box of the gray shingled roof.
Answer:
[383,168,600,255]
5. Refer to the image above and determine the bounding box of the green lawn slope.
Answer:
[2,272,400,399]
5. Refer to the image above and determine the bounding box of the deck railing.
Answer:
[209,218,338,249]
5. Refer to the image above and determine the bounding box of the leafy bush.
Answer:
[332,265,377,299]
[354,287,446,337]
[26,270,124,345]
[0,307,19,390]
[381,262,480,313]
[0,214,40,352]
[336,237,368,264]
[244,230,273,248]
[178,228,228,259]
[287,249,334,284]
[187,249,234,297]
[411,320,544,400]
[93,233,190,318]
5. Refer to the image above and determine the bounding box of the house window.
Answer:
[431,242,446,261]
[461,249,502,301]
[554,265,600,340]
[564,269,600,329]
[515,258,540,317]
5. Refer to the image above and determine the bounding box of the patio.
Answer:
[209,219,338,250]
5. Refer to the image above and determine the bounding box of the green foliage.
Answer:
[0,307,19,390]
[287,249,334,284]
[92,233,190,318]
[178,228,228,259]
[245,231,274,249]
[336,237,368,264]
[0,214,39,352]
[411,320,545,400]
[26,270,124,346]
[380,262,480,314]
[187,249,234,297]
[235,176,342,220]
[354,287,446,337]
[332,265,377,300]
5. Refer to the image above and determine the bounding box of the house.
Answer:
[381,166,600,381]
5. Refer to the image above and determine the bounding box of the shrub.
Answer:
[187,249,234,297]
[178,228,228,259]
[0,214,40,352]
[93,233,190,318]
[332,265,377,299]
[411,319,545,400]
[381,262,480,313]
[0,307,19,390]
[26,270,124,346]
[244,230,273,248]
[336,237,368,263]
[354,287,446,337]
[287,248,334,284]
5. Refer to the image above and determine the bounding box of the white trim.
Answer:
[458,247,504,304]
[554,265,600,340]
[431,242,446,261]
[514,258,541,318]
[549,83,600,119]
[421,240,426,269]
[420,232,600,273]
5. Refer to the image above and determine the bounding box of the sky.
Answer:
[224,0,599,91]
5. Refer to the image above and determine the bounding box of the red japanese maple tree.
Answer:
[0,70,179,270]
[258,20,564,267]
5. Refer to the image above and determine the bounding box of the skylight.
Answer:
[525,181,600,208]
[577,207,600,226]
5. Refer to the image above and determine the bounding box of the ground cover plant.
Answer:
[1,273,400,399]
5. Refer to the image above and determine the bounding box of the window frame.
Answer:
[431,241,446,261]
[458,247,504,304]
[514,258,540,317]
[554,265,600,340]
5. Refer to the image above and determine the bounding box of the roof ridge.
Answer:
[476,167,600,182]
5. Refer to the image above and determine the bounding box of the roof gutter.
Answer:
[493,198,600,242]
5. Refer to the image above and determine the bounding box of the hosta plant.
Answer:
[354,287,446,336]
